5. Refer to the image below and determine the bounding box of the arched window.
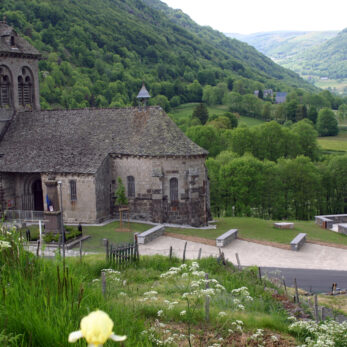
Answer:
[70,180,77,201]
[18,67,33,107]
[170,178,178,202]
[0,74,10,107]
[127,176,135,198]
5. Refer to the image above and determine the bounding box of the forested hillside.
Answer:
[0,0,314,109]
[227,29,347,94]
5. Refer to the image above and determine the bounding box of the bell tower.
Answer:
[0,19,41,112]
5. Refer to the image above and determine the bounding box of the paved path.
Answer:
[139,236,347,271]
[262,267,347,293]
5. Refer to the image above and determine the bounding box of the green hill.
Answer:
[0,0,315,109]
[227,29,347,94]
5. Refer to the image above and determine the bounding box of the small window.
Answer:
[0,75,10,106]
[127,176,135,198]
[70,180,77,201]
[170,178,178,202]
[10,36,15,46]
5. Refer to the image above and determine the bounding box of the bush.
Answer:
[316,108,338,136]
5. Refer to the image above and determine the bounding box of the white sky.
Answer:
[161,0,347,34]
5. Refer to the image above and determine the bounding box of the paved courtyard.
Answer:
[139,236,347,271]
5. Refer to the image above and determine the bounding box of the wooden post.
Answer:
[205,273,210,322]
[103,239,109,262]
[79,240,82,262]
[36,240,40,257]
[235,253,241,270]
[258,267,262,283]
[182,241,187,263]
[169,246,173,259]
[283,279,288,296]
[294,278,300,304]
[314,294,319,322]
[321,306,326,321]
[39,220,43,256]
[198,248,202,260]
[101,271,106,298]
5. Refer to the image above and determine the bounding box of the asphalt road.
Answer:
[261,267,347,293]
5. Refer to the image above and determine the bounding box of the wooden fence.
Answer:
[106,238,139,267]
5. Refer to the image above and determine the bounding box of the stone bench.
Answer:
[274,222,294,229]
[137,225,165,244]
[315,214,347,229]
[338,224,347,235]
[216,229,238,247]
[290,233,306,251]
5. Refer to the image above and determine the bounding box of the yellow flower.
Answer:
[68,310,126,346]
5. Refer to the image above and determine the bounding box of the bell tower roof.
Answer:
[136,83,151,99]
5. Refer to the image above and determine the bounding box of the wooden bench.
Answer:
[216,229,238,247]
[290,233,306,251]
[137,225,165,244]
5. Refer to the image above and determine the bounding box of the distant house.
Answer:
[275,92,287,104]
[254,90,259,97]
[263,89,273,98]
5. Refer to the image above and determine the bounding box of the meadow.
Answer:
[169,103,264,128]
[317,130,347,153]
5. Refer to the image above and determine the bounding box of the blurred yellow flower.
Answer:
[68,310,126,346]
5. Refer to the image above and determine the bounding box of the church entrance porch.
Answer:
[32,179,43,211]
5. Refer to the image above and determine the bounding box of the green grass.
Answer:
[314,78,347,95]
[166,217,347,246]
[169,103,264,127]
[77,221,150,252]
[1,240,294,346]
[317,130,347,152]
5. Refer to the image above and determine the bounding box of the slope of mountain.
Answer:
[0,0,315,109]
[226,30,346,94]
[225,31,339,59]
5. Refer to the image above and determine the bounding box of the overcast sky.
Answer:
[161,0,347,34]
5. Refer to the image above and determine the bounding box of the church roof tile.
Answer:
[0,107,207,174]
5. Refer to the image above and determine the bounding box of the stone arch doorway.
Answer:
[32,179,43,211]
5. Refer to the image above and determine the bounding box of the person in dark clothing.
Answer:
[26,228,31,242]
[78,223,83,234]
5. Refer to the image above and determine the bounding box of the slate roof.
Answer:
[0,107,207,174]
[137,84,151,99]
[0,22,41,57]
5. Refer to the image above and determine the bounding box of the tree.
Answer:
[192,103,209,125]
[337,104,347,121]
[115,177,128,206]
[308,106,318,124]
[316,108,338,136]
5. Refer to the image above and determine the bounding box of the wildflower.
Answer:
[218,311,227,317]
[0,240,11,249]
[157,310,163,317]
[68,310,126,346]
[180,310,186,316]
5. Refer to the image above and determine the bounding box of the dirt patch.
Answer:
[164,232,215,246]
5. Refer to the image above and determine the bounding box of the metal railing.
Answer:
[2,209,45,222]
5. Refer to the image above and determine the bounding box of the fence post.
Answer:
[103,239,109,262]
[79,240,82,262]
[294,278,300,304]
[198,248,202,260]
[36,240,40,257]
[182,241,187,263]
[258,267,262,283]
[205,273,210,322]
[314,294,319,322]
[169,246,173,259]
[283,279,288,296]
[235,253,241,270]
[101,271,106,298]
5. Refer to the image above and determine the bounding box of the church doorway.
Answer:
[32,179,44,211]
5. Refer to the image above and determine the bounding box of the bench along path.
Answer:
[290,233,306,251]
[138,236,347,271]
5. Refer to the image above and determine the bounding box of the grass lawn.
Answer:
[169,103,264,127]
[166,217,347,246]
[76,221,150,252]
[317,130,347,153]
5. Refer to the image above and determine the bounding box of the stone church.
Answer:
[0,21,210,227]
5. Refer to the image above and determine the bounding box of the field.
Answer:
[169,103,264,127]
[314,78,347,96]
[317,130,347,153]
[166,217,347,247]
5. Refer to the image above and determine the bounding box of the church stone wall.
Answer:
[95,157,112,222]
[41,174,97,223]
[112,156,208,226]
[1,56,40,111]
